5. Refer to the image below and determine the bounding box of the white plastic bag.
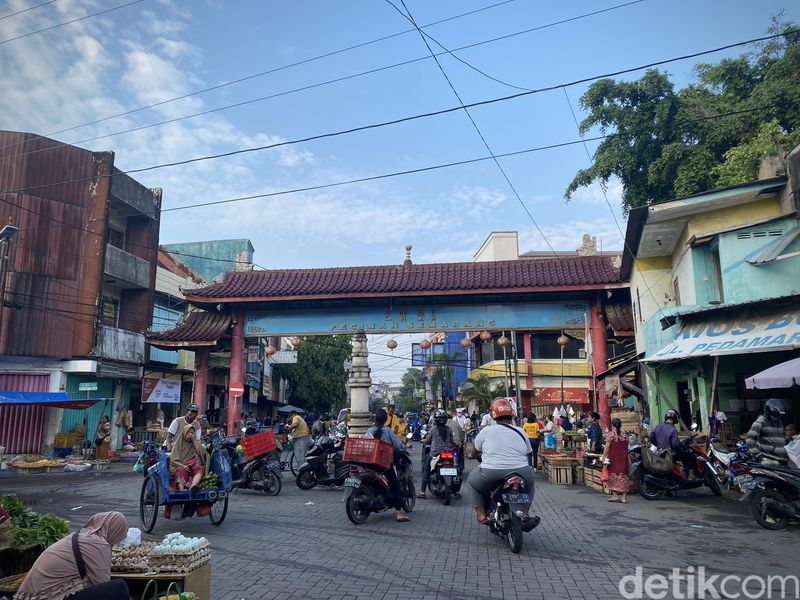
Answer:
[123,527,142,547]
[787,439,800,469]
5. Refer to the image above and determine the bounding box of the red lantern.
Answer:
[419,339,431,350]
[290,337,302,348]
[387,339,398,350]
[479,330,491,342]
[497,335,510,347]
[265,345,277,356]
[460,337,471,348]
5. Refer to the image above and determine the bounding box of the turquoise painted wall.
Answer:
[163,239,254,283]
[718,218,800,303]
[61,375,115,436]
[691,245,721,305]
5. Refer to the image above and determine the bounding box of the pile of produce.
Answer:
[152,533,207,555]
[148,532,210,573]
[199,472,218,490]
[0,496,69,548]
[111,541,156,572]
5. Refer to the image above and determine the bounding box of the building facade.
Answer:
[0,131,161,454]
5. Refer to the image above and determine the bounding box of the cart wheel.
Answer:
[209,495,228,526]
[140,475,159,533]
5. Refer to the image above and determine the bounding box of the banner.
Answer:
[142,377,181,404]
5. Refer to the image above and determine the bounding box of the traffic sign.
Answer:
[78,382,98,392]
[229,383,245,397]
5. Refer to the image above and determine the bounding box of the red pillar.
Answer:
[591,296,610,429]
[227,311,245,435]
[193,348,209,414]
[523,333,533,415]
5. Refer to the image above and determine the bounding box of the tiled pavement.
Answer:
[2,451,797,600]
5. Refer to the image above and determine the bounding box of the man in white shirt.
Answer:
[467,399,536,530]
[480,412,494,429]
[455,410,468,431]
[165,404,202,451]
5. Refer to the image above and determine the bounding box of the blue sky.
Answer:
[1,0,797,381]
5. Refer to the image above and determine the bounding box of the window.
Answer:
[108,228,124,249]
[530,332,582,360]
[101,297,118,327]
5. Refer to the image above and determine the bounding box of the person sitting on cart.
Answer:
[170,421,206,492]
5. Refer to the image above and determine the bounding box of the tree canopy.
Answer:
[271,336,352,415]
[565,19,800,213]
[395,368,423,411]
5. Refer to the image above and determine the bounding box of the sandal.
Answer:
[396,514,411,522]
[416,492,427,499]
[477,515,489,525]
[608,497,620,502]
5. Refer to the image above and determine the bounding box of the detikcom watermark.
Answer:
[619,567,800,599]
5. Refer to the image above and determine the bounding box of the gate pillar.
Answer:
[347,330,372,437]
[193,348,209,414]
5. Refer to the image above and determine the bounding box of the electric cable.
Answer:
[0,0,146,46]
[1,28,793,197]
[0,0,59,21]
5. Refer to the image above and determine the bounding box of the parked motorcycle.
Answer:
[428,450,461,505]
[295,433,349,490]
[344,456,415,524]
[742,463,800,530]
[214,434,282,496]
[708,438,757,492]
[484,473,538,554]
[631,437,722,500]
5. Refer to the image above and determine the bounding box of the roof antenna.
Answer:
[403,244,413,267]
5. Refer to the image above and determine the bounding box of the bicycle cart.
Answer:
[139,448,233,533]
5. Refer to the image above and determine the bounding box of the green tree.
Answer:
[271,336,352,415]
[565,18,800,212]
[459,374,495,413]
[427,351,462,410]
[395,368,423,411]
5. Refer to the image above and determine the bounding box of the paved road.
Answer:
[2,453,797,600]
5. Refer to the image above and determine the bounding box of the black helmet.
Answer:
[434,408,448,425]
[764,398,785,420]
[664,409,679,423]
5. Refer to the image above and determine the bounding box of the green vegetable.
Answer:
[1,495,69,548]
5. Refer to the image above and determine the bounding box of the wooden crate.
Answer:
[584,467,604,492]
[573,464,585,485]
[550,463,572,485]
[111,562,210,599]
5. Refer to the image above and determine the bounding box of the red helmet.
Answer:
[490,399,514,420]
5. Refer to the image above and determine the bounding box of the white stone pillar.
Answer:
[348,330,372,437]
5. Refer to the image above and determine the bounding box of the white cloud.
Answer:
[450,185,507,217]
[519,218,625,253]
[418,249,474,263]
[570,176,623,207]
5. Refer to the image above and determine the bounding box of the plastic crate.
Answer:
[240,430,277,459]
[54,433,78,448]
[342,437,393,470]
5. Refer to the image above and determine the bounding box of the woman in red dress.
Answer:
[602,417,630,503]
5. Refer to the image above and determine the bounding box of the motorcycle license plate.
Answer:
[439,468,458,476]
[266,460,280,471]
[502,493,529,504]
[344,477,361,488]
[734,474,753,485]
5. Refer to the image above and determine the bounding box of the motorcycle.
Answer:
[631,436,722,500]
[295,432,350,490]
[213,434,282,496]
[484,473,538,554]
[741,463,800,530]
[343,455,415,524]
[708,438,756,493]
[428,449,461,505]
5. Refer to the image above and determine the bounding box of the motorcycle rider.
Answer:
[649,409,697,479]
[467,399,536,530]
[366,409,412,522]
[417,409,458,500]
[746,399,789,465]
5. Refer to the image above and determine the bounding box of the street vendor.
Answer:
[169,421,206,492]
[13,511,129,600]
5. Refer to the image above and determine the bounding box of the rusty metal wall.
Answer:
[0,373,49,453]
[0,131,111,358]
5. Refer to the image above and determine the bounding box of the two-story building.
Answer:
[623,148,800,437]
[0,131,161,455]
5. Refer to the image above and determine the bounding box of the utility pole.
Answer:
[0,221,19,350]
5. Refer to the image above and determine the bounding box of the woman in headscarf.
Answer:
[93,416,111,461]
[14,511,130,600]
[169,421,206,491]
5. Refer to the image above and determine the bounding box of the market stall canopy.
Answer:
[277,404,306,414]
[0,391,103,409]
[745,357,800,389]
[644,300,800,363]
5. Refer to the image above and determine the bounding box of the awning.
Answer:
[644,304,800,363]
[745,357,800,389]
[276,404,306,414]
[0,391,104,409]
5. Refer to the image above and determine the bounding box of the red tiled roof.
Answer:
[606,301,634,334]
[183,257,622,303]
[146,312,230,348]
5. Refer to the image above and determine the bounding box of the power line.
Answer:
[2,0,645,162]
[388,0,557,256]
[0,0,146,46]
[1,27,792,198]
[0,0,516,155]
[0,0,59,21]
